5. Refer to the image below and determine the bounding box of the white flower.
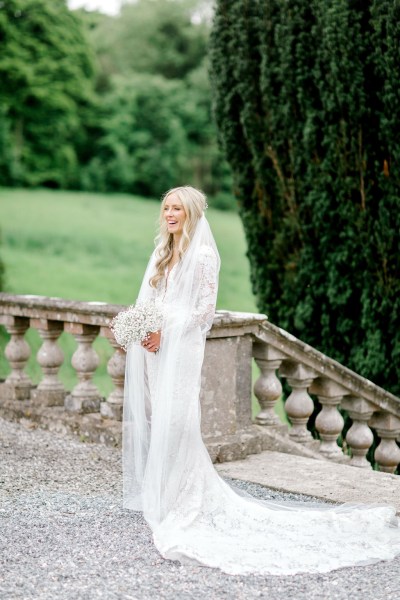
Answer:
[109,298,164,351]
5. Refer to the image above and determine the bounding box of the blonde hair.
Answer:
[150,186,207,288]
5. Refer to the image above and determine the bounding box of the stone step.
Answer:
[216,450,400,514]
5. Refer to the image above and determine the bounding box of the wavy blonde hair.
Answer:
[149,186,207,288]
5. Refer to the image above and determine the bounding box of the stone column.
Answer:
[279,362,317,445]
[30,319,66,406]
[64,323,101,413]
[340,396,375,468]
[100,326,125,421]
[253,342,286,427]
[1,316,32,400]
[370,413,400,473]
[309,378,346,460]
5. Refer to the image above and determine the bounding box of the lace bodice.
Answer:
[157,245,218,333]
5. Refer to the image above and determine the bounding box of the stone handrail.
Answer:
[0,293,399,473]
[252,322,400,473]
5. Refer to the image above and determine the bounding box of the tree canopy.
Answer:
[88,0,209,82]
[78,0,228,198]
[0,0,231,202]
[0,0,96,187]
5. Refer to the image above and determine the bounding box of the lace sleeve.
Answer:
[187,246,218,333]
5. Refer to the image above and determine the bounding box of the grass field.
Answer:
[0,188,257,309]
[0,188,285,420]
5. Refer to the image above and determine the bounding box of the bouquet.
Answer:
[109,298,164,351]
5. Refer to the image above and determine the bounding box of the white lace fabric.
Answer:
[123,216,400,576]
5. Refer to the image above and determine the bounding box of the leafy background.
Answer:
[0,0,232,204]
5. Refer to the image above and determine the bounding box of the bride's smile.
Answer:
[164,193,186,238]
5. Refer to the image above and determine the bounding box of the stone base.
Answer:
[0,397,279,462]
[0,395,330,464]
[0,398,121,446]
[0,381,33,401]
[31,388,66,407]
[253,424,326,460]
[205,427,266,463]
[64,394,101,414]
[100,401,123,421]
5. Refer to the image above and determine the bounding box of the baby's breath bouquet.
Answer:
[109,298,164,351]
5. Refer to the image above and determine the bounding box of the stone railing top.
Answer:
[0,293,267,336]
[256,320,400,418]
[209,309,267,337]
[0,293,123,326]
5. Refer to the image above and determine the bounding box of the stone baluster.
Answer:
[279,362,317,445]
[369,413,400,473]
[1,316,32,400]
[100,326,126,421]
[30,319,66,406]
[253,343,286,427]
[64,323,101,413]
[309,378,346,460]
[340,396,375,468]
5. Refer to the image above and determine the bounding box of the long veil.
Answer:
[123,215,400,576]
[123,216,220,524]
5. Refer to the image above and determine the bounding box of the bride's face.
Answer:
[164,193,186,236]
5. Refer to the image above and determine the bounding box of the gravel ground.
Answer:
[1,418,400,600]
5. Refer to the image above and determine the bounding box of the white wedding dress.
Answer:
[123,216,400,576]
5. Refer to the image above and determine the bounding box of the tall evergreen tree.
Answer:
[0,0,95,187]
[210,0,400,394]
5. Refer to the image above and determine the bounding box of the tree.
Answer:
[78,0,231,200]
[0,0,232,202]
[86,0,209,85]
[0,0,95,187]
[209,0,400,394]
[81,74,193,196]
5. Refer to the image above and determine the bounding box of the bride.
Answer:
[122,185,400,575]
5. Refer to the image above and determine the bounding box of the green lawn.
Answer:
[0,188,287,422]
[0,188,258,309]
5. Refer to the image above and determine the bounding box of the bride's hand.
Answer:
[142,330,161,353]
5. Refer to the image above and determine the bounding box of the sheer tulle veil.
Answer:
[123,210,220,525]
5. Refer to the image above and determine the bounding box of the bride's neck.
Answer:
[173,232,182,247]
[169,239,180,265]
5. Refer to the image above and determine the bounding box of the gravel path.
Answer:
[1,418,400,600]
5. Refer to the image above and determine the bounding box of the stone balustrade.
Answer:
[253,322,400,473]
[0,294,267,460]
[0,293,399,473]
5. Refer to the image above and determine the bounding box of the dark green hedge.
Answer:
[210,0,400,395]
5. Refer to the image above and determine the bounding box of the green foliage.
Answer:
[78,0,232,200]
[0,0,96,188]
[210,0,400,394]
[79,66,233,199]
[81,73,200,196]
[86,0,209,83]
[0,0,234,205]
